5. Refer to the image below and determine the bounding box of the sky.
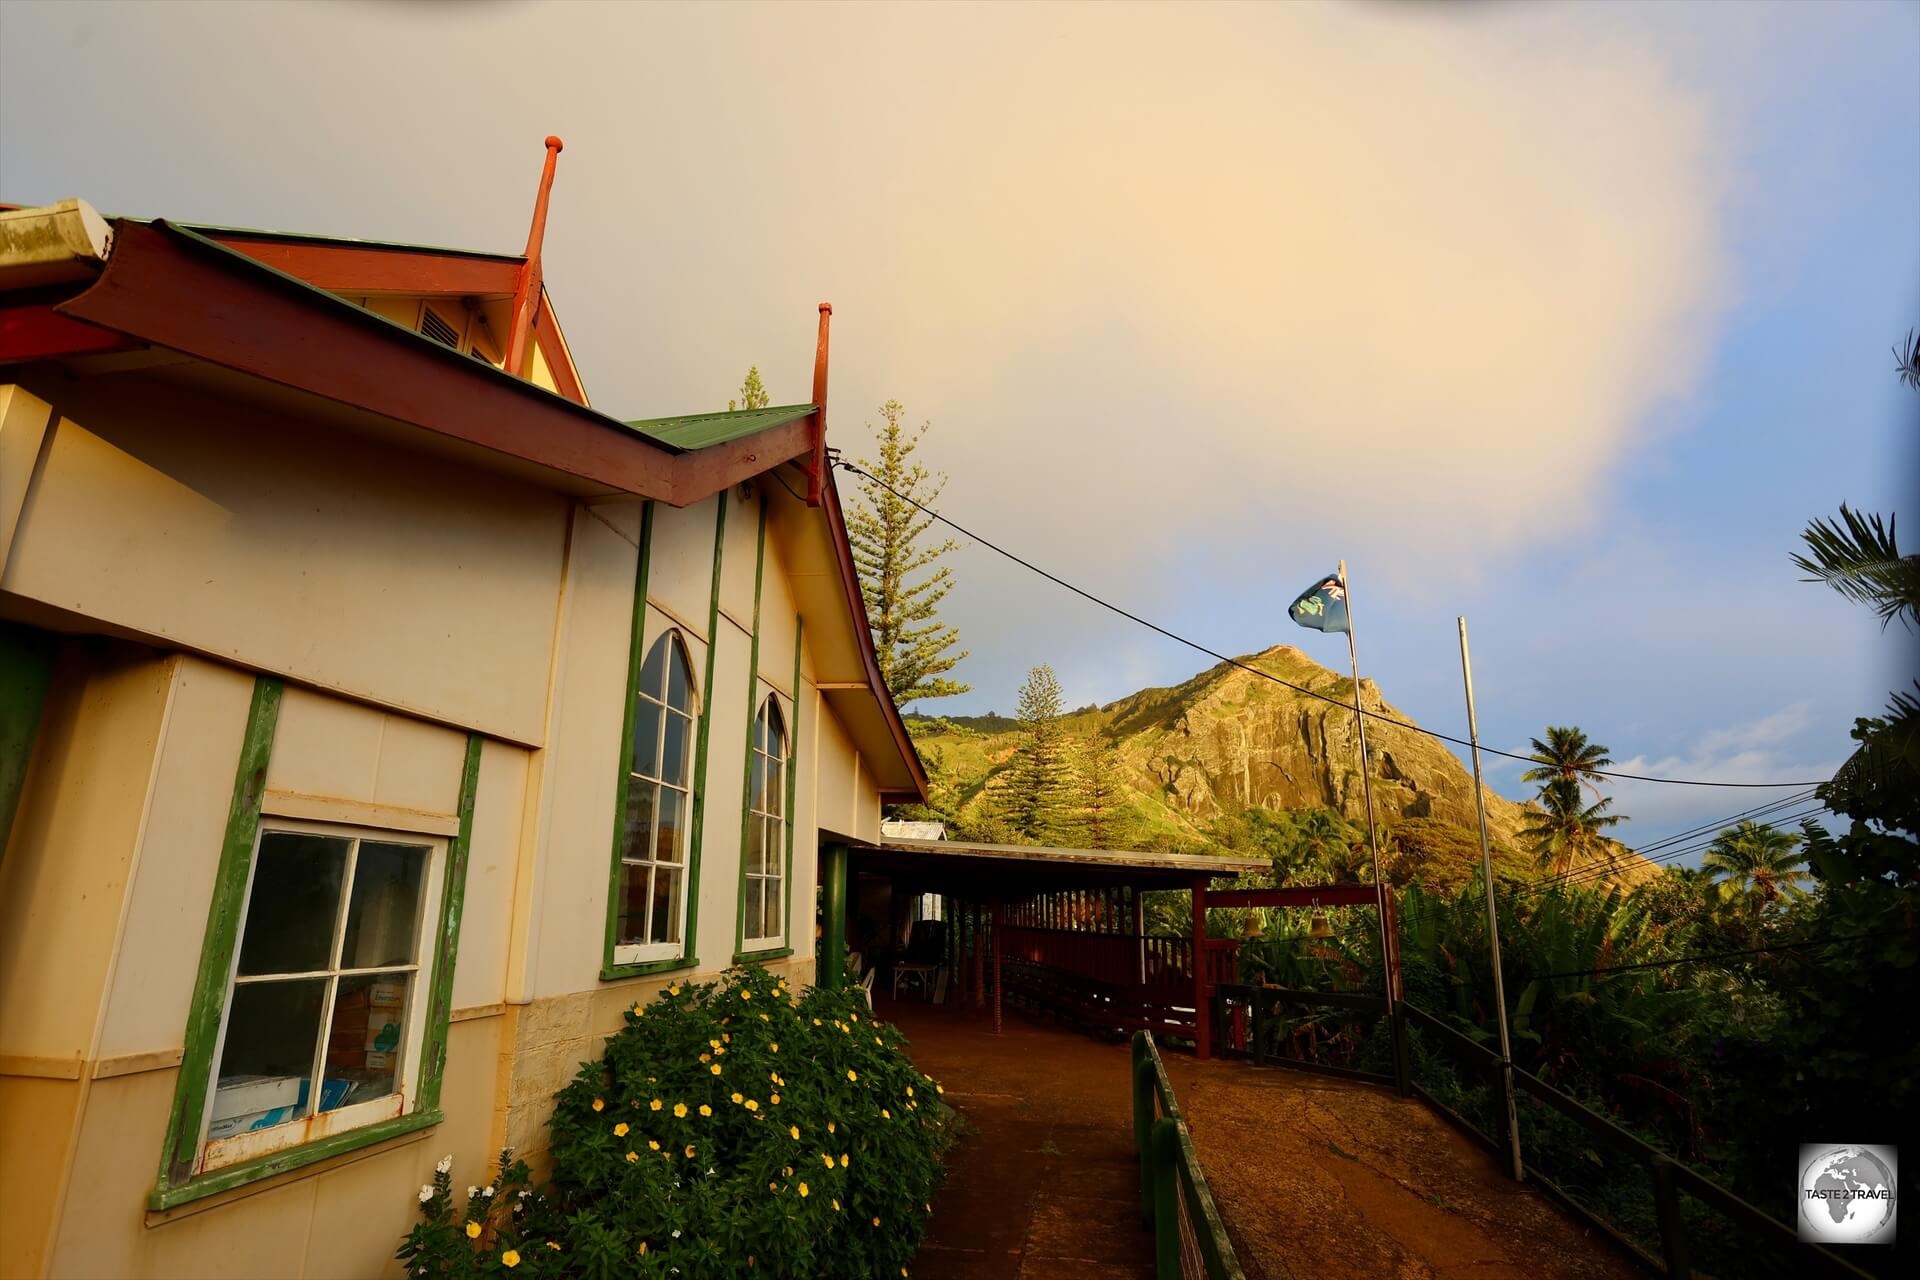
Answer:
[3,0,1915,849]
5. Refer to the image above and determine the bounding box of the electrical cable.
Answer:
[834,458,1830,789]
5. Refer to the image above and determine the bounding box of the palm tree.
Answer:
[1522,726,1615,798]
[1521,777,1625,878]
[1702,821,1809,909]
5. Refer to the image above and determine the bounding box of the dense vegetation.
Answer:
[401,967,952,1279]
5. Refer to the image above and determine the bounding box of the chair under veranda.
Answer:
[891,919,948,1002]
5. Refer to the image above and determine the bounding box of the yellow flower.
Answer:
[935,1084,944,1094]
[812,1018,822,1026]
[789,1125,801,1139]
[699,1104,713,1117]
[685,1144,697,1157]
[710,1038,721,1048]
[546,1241,561,1251]
[827,1121,836,1134]
[723,1033,731,1043]
[741,990,752,1000]
[770,1093,781,1105]
[744,1099,759,1111]
[648,1140,661,1151]
[716,1046,726,1056]
[822,1153,835,1169]
[465,1222,482,1240]
[759,1013,770,1022]
[850,1013,860,1023]
[674,1103,688,1118]
[711,1064,723,1076]
[625,1151,639,1163]
[872,1216,881,1227]
[882,1108,891,1119]
[651,1099,663,1111]
[632,1003,644,1017]
[840,1153,849,1167]
[669,984,682,996]
[699,1053,711,1063]
[591,1098,604,1112]
[847,1069,858,1082]
[783,1165,793,1176]
[501,1249,520,1268]
[798,1182,810,1198]
[832,1198,842,1211]
[770,1042,779,1052]
[875,1036,882,1044]
[639,1241,648,1255]
[906,1086,914,1097]
[731,1092,744,1104]
[613,1122,629,1137]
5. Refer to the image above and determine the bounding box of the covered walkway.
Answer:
[892,997,1634,1280]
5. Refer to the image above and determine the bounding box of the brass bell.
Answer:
[1240,910,1264,940]
[1309,910,1332,939]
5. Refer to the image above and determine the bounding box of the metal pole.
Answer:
[1459,617,1524,1182]
[1339,560,1394,1016]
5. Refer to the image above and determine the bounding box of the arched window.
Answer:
[616,630,696,962]
[742,694,787,949]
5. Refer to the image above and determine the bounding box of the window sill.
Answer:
[732,946,794,964]
[600,955,699,982]
[148,1108,442,1213]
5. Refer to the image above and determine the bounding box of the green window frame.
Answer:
[603,494,727,981]
[152,677,483,1210]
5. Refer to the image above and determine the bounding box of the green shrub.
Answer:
[400,966,951,1279]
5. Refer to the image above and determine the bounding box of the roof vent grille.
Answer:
[419,307,462,349]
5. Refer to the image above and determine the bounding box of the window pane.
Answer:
[621,780,657,864]
[768,758,785,818]
[745,811,765,876]
[654,790,685,865]
[749,753,767,816]
[763,875,783,938]
[743,876,764,942]
[752,709,767,754]
[660,710,689,786]
[765,815,784,871]
[764,701,785,757]
[651,867,680,944]
[236,832,349,976]
[617,861,652,945]
[323,971,412,1110]
[640,634,669,700]
[341,842,427,970]
[210,978,326,1138]
[632,697,662,779]
[666,641,691,712]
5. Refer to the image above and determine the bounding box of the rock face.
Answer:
[1100,645,1537,846]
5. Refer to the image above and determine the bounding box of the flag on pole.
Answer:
[1287,571,1350,634]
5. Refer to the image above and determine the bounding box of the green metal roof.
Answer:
[626,403,817,451]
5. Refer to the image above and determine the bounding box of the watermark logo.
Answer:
[1799,1144,1897,1245]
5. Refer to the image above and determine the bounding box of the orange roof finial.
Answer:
[807,302,832,506]
[505,135,564,378]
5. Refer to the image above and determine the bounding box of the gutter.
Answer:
[0,199,112,289]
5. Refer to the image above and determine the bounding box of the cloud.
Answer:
[1602,702,1840,847]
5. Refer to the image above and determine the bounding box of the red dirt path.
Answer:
[886,997,1636,1280]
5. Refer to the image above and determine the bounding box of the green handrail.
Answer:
[1131,1031,1248,1280]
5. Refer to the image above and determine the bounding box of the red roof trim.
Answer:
[205,232,522,297]
[820,463,931,803]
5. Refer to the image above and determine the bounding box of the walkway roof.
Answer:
[850,836,1267,893]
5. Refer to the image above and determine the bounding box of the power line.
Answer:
[834,458,1829,790]
[1521,927,1912,983]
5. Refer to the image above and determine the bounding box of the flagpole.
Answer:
[1459,616,1524,1181]
[1337,561,1395,1021]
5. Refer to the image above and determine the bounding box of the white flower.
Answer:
[517,1189,531,1200]
[467,1186,479,1198]
[671,1229,682,1239]
[418,1185,434,1203]
[436,1154,453,1175]
[482,1184,494,1196]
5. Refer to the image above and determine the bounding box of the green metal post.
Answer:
[820,842,848,988]
[1150,1117,1182,1279]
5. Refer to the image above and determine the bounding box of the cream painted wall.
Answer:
[0,643,175,1061]
[645,495,721,631]
[0,384,55,574]
[450,740,528,1014]
[44,1015,505,1280]
[1,379,569,745]
[717,486,764,630]
[521,510,642,1001]
[698,620,753,961]
[812,689,861,843]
